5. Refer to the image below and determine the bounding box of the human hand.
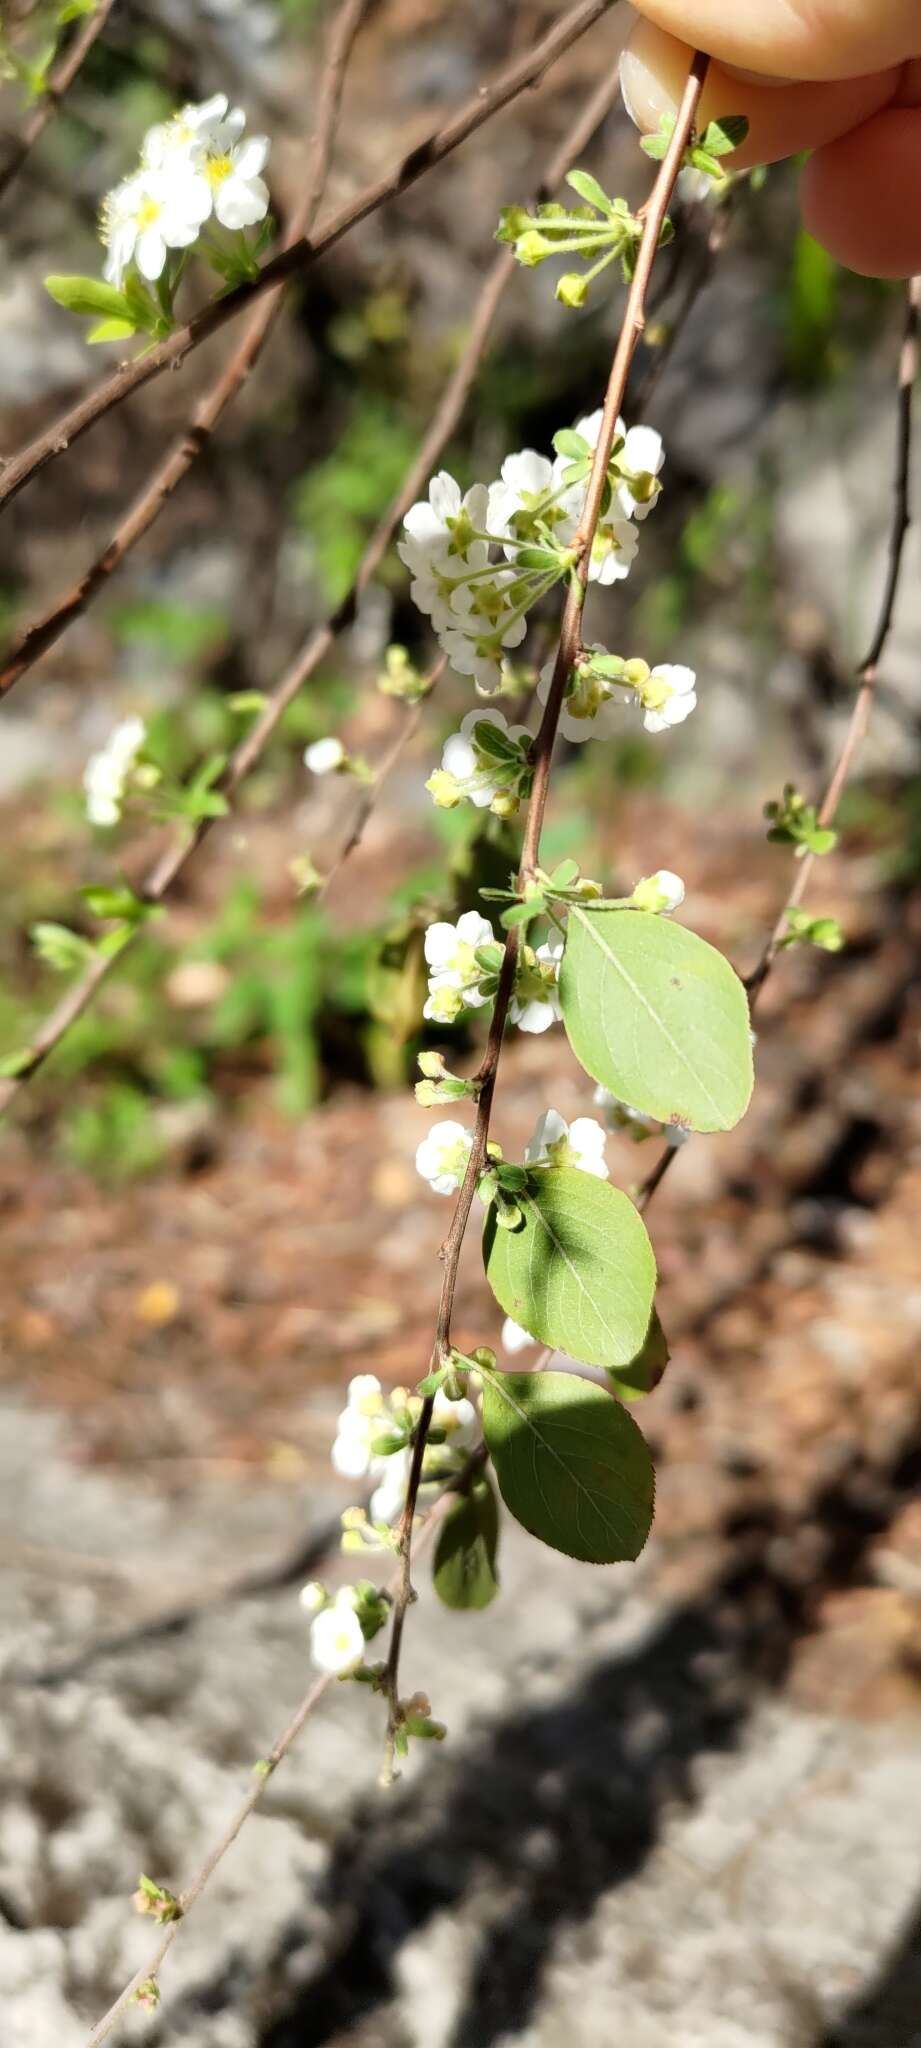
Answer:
[620,0,921,277]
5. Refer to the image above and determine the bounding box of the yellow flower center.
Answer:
[136,197,162,230]
[206,153,233,187]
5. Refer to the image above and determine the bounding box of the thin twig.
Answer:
[639,272,920,1210]
[316,655,446,902]
[380,51,712,1780]
[0,0,370,699]
[0,0,617,515]
[82,1470,467,2047]
[0,57,626,1112]
[0,0,118,204]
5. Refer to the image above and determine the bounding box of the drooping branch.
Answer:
[379,49,712,1778]
[0,0,617,516]
[0,56,626,1112]
[0,0,119,204]
[639,270,921,1211]
[0,0,370,700]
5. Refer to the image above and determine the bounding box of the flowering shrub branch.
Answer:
[0,0,617,515]
[374,47,713,1776]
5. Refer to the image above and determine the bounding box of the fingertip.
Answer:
[802,110,921,277]
[620,19,898,169]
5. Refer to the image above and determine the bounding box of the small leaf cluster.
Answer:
[765,783,838,857]
[642,112,750,187]
[496,169,646,308]
[45,273,172,347]
[781,907,845,953]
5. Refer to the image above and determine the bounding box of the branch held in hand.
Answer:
[379,48,712,1778]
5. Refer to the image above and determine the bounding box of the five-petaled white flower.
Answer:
[510,933,564,1034]
[635,663,697,734]
[84,716,146,827]
[101,166,208,284]
[525,1108,609,1178]
[415,1120,474,1196]
[536,649,625,744]
[309,1592,365,1676]
[423,911,496,1022]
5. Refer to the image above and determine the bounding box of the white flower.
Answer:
[84,715,146,827]
[429,708,531,812]
[537,650,625,744]
[616,424,665,521]
[502,1315,536,1354]
[525,1108,609,1178]
[100,165,209,285]
[487,449,577,554]
[399,477,489,575]
[593,1083,688,1148]
[635,663,697,735]
[432,1386,478,1442]
[309,1593,365,1676]
[632,869,686,914]
[369,1446,410,1526]
[142,93,244,171]
[438,619,527,697]
[202,131,270,229]
[299,1580,326,1614]
[144,93,270,231]
[423,911,496,1021]
[415,1120,474,1196]
[346,1373,383,1413]
[330,1376,386,1479]
[510,934,564,1034]
[305,736,346,775]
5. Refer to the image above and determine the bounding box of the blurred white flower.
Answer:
[305,736,346,775]
[636,663,697,735]
[309,1594,365,1676]
[415,1120,474,1196]
[510,934,564,1034]
[423,911,496,1022]
[84,716,146,827]
[525,1108,608,1178]
[502,1316,536,1354]
[631,869,686,914]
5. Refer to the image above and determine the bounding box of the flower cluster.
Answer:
[400,410,664,703]
[538,650,697,744]
[422,913,563,1037]
[99,93,270,291]
[84,717,146,828]
[329,1372,477,1532]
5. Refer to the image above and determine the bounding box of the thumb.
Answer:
[623,0,919,82]
[621,18,899,171]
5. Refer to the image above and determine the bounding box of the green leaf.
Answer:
[45,276,134,321]
[483,1166,655,1371]
[481,1369,654,1564]
[552,429,589,462]
[565,168,613,216]
[701,114,750,157]
[433,1478,500,1609]
[86,317,136,344]
[560,907,753,1135]
[80,883,150,924]
[501,897,544,929]
[30,921,94,973]
[608,1310,669,1402]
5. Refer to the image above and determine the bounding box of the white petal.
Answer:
[215,174,269,229]
[136,225,167,280]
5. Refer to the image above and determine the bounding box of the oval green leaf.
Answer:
[432,1477,500,1610]
[560,907,753,1134]
[482,1369,655,1563]
[483,1166,655,1371]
